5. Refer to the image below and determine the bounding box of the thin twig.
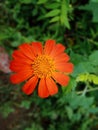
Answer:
[77,87,98,94]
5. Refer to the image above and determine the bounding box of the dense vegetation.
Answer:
[0,0,98,130]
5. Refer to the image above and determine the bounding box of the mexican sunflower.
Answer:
[10,40,74,98]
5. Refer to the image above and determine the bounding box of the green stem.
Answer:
[77,87,98,95]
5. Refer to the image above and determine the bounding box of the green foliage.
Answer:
[20,100,32,109]
[79,0,98,22]
[20,0,34,4]
[60,0,71,29]
[25,123,43,130]
[37,0,71,28]
[37,0,48,4]
[62,77,77,93]
[1,0,98,130]
[77,73,98,85]
[0,102,14,118]
[71,50,98,77]
[89,50,98,66]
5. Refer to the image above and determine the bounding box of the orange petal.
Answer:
[52,72,70,86]
[19,43,35,60]
[22,76,38,95]
[12,50,33,65]
[54,53,70,63]
[46,78,58,96]
[38,78,49,98]
[56,63,74,73]
[11,58,33,65]
[10,69,33,84]
[10,60,32,72]
[12,50,26,59]
[44,39,56,55]
[31,42,43,55]
[50,44,65,57]
[11,56,32,64]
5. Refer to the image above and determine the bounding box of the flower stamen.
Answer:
[32,55,55,78]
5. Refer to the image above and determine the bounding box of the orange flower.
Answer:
[10,40,74,98]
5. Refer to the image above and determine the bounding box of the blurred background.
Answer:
[0,0,98,130]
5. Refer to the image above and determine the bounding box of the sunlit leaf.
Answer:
[45,9,60,17]
[50,16,60,23]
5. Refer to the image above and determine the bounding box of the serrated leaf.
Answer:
[91,75,98,84]
[45,9,60,17]
[68,93,94,109]
[60,14,70,29]
[77,73,98,84]
[76,73,89,82]
[60,0,70,28]
[70,52,86,65]
[72,62,94,77]
[80,96,94,109]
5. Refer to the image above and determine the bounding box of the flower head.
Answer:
[10,40,74,98]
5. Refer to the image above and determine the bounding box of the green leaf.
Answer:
[50,16,60,23]
[72,62,94,77]
[89,51,98,65]
[66,106,73,120]
[88,107,98,113]
[91,0,98,2]
[25,123,43,130]
[91,75,98,84]
[79,1,98,22]
[0,32,9,41]
[11,41,21,47]
[45,3,60,9]
[45,9,60,17]
[62,78,77,93]
[20,100,31,109]
[37,0,48,4]
[67,93,94,109]
[77,73,98,84]
[0,103,14,118]
[60,0,70,28]
[20,0,33,4]
[80,96,94,109]
[76,73,89,82]
[60,14,70,29]
[70,52,86,65]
